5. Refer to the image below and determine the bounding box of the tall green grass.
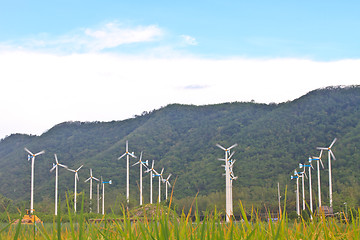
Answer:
[0,193,359,239]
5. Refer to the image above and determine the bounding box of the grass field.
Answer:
[1,197,358,240]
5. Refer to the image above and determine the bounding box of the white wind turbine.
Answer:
[145,160,158,204]
[24,147,45,214]
[310,150,325,209]
[317,138,337,208]
[216,143,238,222]
[162,174,172,201]
[84,169,100,213]
[300,160,314,214]
[153,168,164,203]
[67,165,83,213]
[101,178,112,215]
[50,154,68,216]
[297,168,307,211]
[118,140,137,203]
[132,151,149,206]
[291,170,300,216]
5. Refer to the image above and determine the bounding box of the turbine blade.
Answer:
[318,149,323,158]
[54,154,59,164]
[161,168,164,175]
[35,150,45,156]
[50,164,56,172]
[93,177,100,182]
[118,153,126,159]
[329,138,337,148]
[141,163,149,170]
[167,182,172,188]
[228,143,238,150]
[316,147,328,150]
[216,144,226,151]
[58,163,68,169]
[24,148,33,155]
[132,161,140,167]
[90,168,93,177]
[139,151,143,161]
[218,158,226,161]
[228,152,235,160]
[67,168,76,173]
[320,159,325,169]
[152,160,154,169]
[167,174,172,180]
[76,173,79,182]
[85,177,91,182]
[330,150,336,161]
[77,165,83,171]
[126,140,128,152]
[129,152,137,158]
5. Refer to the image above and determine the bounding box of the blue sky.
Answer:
[0,0,359,139]
[1,1,359,59]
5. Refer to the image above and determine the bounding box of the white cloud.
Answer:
[0,48,359,139]
[84,22,163,51]
[181,35,198,46]
[0,22,164,53]
[0,22,359,139]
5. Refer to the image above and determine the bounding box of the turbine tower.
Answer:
[216,143,238,222]
[102,179,112,215]
[118,140,137,203]
[84,169,100,213]
[24,148,45,214]
[291,170,300,216]
[67,165,83,213]
[132,151,149,205]
[317,138,337,208]
[300,160,314,214]
[298,168,307,211]
[50,154,68,216]
[162,174,172,201]
[310,150,324,209]
[145,160,158,204]
[153,168,164,203]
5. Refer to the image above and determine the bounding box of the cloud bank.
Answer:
[0,22,359,139]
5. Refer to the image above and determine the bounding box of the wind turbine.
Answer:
[67,165,83,213]
[153,168,164,203]
[145,160,158,204]
[216,143,238,222]
[102,179,112,215]
[24,148,45,214]
[118,140,137,203]
[132,151,149,206]
[50,154,68,216]
[310,150,324,209]
[317,138,337,208]
[291,170,300,216]
[162,174,172,201]
[84,169,100,213]
[300,160,314,214]
[297,168,307,211]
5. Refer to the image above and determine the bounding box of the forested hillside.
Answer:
[0,85,359,214]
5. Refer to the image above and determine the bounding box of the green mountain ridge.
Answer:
[0,85,360,213]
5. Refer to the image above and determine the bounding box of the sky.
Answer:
[0,0,359,139]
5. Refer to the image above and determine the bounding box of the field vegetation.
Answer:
[0,192,359,239]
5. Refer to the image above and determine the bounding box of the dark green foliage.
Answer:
[0,85,360,215]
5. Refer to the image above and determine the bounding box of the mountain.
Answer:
[0,85,359,214]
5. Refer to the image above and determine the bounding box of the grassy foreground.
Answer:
[1,198,359,240]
